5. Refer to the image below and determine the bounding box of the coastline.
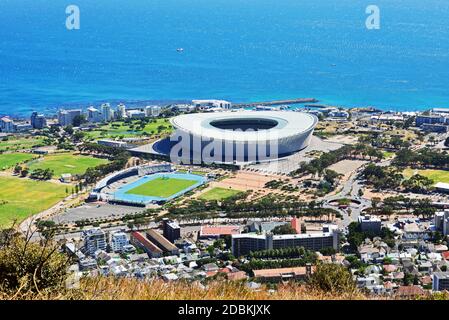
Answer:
[0,96,433,120]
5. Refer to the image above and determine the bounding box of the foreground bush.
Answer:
[309,263,358,296]
[0,229,69,297]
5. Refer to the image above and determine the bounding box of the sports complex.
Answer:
[149,111,318,164]
[90,163,207,206]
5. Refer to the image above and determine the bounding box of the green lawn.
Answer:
[403,168,449,184]
[199,187,243,201]
[84,118,173,140]
[126,177,198,198]
[382,151,395,159]
[0,136,46,152]
[0,153,36,170]
[28,153,109,177]
[0,176,67,227]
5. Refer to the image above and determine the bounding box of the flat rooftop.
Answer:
[200,225,241,237]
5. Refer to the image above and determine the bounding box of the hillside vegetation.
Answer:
[0,228,448,301]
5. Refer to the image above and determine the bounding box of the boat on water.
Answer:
[176,48,184,52]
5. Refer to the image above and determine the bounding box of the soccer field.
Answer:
[125,177,198,198]
[199,187,243,201]
[0,153,36,170]
[0,176,67,227]
[28,153,109,177]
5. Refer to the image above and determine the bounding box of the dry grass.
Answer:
[3,276,449,300]
[1,277,370,300]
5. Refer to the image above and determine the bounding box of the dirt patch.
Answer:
[328,159,367,176]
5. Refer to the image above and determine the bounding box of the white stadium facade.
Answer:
[162,111,318,164]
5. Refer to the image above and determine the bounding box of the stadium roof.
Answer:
[170,111,317,142]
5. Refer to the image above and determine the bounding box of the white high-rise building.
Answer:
[117,103,127,119]
[58,109,82,126]
[110,231,129,252]
[0,116,16,133]
[101,103,113,122]
[82,228,107,256]
[145,105,162,117]
[434,210,449,236]
[87,106,102,123]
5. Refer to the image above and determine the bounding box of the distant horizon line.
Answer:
[0,97,437,120]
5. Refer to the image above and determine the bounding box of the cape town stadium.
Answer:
[152,111,318,164]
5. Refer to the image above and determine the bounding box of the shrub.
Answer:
[0,229,69,296]
[309,263,357,295]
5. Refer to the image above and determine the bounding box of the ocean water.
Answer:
[1,0,449,116]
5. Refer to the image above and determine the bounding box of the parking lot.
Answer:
[51,202,146,224]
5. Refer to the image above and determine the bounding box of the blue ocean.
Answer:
[1,0,449,116]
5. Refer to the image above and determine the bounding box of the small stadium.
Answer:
[90,163,207,206]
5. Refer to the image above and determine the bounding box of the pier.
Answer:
[233,98,318,108]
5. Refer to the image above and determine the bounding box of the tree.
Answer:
[73,131,85,141]
[20,168,29,177]
[309,263,358,295]
[29,168,53,180]
[383,256,393,265]
[13,165,22,174]
[323,169,340,185]
[272,224,297,235]
[402,174,434,194]
[390,136,404,150]
[64,125,74,135]
[72,114,87,127]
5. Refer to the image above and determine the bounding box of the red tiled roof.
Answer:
[420,276,432,285]
[442,251,449,260]
[200,225,240,236]
[383,264,397,273]
[396,285,425,297]
[146,229,178,252]
[131,232,162,254]
[206,270,218,278]
[227,271,247,281]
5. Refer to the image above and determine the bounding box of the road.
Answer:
[323,166,372,228]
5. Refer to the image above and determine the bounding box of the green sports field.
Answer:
[403,168,449,184]
[125,177,198,198]
[0,176,67,227]
[199,187,243,201]
[0,136,46,152]
[28,153,109,177]
[0,153,36,170]
[85,119,173,140]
